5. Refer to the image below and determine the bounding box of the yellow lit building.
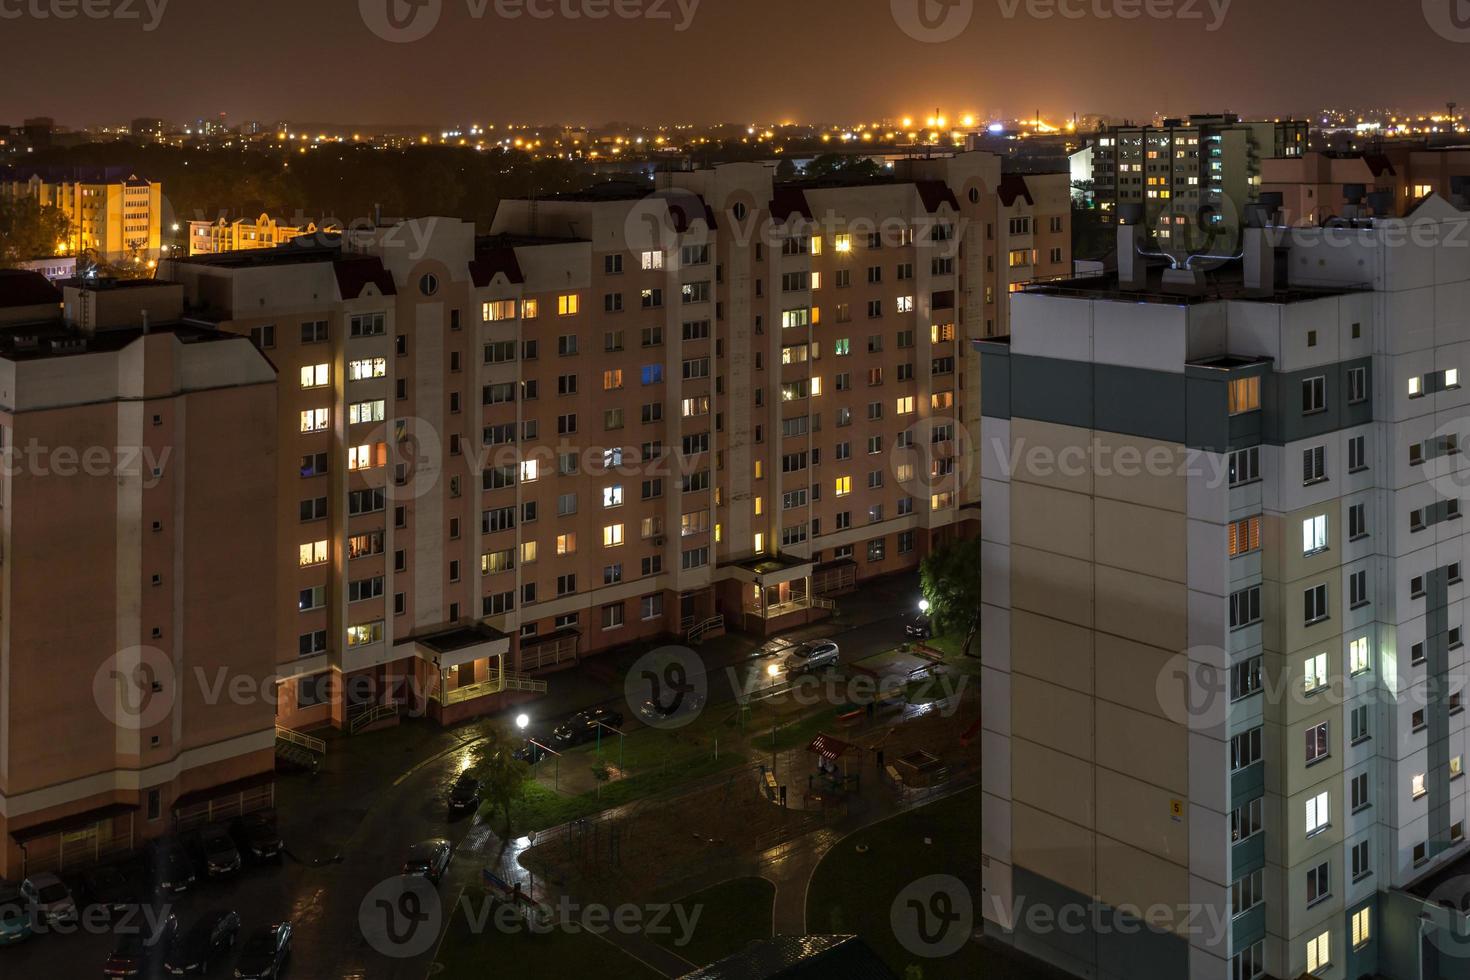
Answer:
[1,171,162,265]
[188,212,334,256]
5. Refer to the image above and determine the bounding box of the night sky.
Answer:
[2,0,1468,126]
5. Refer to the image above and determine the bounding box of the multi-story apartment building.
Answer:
[0,273,278,879]
[1090,114,1307,248]
[0,167,163,265]
[978,205,1470,980]
[1262,146,1470,226]
[187,212,336,256]
[160,152,1057,731]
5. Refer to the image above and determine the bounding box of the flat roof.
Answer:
[1023,268,1371,305]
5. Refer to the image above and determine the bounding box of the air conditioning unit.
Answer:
[653,537,665,547]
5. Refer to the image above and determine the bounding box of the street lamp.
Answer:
[515,713,529,731]
[919,598,930,614]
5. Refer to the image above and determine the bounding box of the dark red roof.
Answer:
[997,173,1035,207]
[333,256,395,299]
[1363,154,1396,178]
[0,269,62,308]
[469,247,525,287]
[915,180,961,213]
[769,186,813,223]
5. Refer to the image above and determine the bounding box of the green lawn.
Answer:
[651,876,775,967]
[805,786,1063,980]
[488,747,748,836]
[433,888,663,980]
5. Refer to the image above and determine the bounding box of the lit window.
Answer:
[1448,368,1461,388]
[522,299,539,319]
[347,621,384,647]
[520,459,540,482]
[640,250,663,270]
[483,299,517,321]
[835,476,851,496]
[348,444,384,470]
[1351,909,1370,950]
[348,357,387,380]
[834,234,852,253]
[300,408,330,433]
[1409,376,1423,397]
[556,533,576,555]
[298,540,328,566]
[1306,931,1330,973]
[1228,376,1260,414]
[753,532,765,554]
[1302,515,1328,555]
[300,364,329,389]
[1349,637,1370,675]
[1304,652,1329,693]
[603,485,624,508]
[603,524,625,548]
[521,541,537,564]
[557,294,580,316]
[1412,773,1427,799]
[1305,792,1330,836]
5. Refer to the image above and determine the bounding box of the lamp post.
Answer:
[919,598,930,615]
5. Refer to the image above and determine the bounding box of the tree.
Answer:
[801,153,884,180]
[470,733,530,851]
[919,536,982,657]
[775,159,797,181]
[0,197,70,268]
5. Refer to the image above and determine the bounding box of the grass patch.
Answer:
[651,876,774,966]
[433,888,663,980]
[489,747,748,835]
[806,786,1060,980]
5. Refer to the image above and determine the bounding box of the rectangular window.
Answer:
[1229,586,1262,629]
[1306,931,1330,974]
[1306,791,1330,836]
[1347,366,1367,403]
[1228,376,1260,414]
[1227,447,1259,486]
[1304,584,1329,625]
[1303,446,1326,485]
[1305,722,1329,764]
[1228,516,1261,556]
[1303,515,1328,554]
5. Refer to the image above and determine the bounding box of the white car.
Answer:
[20,872,76,925]
[783,640,840,674]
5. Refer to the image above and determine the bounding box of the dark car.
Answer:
[103,910,177,978]
[904,614,932,640]
[230,812,284,864]
[163,909,240,975]
[0,883,33,946]
[448,773,481,814]
[143,839,196,895]
[511,737,551,764]
[233,922,292,979]
[550,707,624,748]
[185,825,241,879]
[81,865,150,918]
[402,839,452,884]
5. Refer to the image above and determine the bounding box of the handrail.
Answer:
[687,614,725,643]
[275,725,325,754]
[347,702,398,734]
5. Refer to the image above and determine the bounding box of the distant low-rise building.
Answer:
[0,167,163,266]
[187,211,336,256]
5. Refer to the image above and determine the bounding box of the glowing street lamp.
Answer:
[919,598,931,614]
[515,713,529,731]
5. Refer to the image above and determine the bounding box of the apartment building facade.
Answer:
[979,208,1470,980]
[1262,146,1470,226]
[1090,114,1307,248]
[160,152,1049,731]
[1,169,163,265]
[187,212,335,256]
[0,273,278,879]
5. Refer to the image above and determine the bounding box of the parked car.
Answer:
[233,921,292,979]
[103,910,177,978]
[448,773,481,814]
[20,872,77,925]
[163,908,240,975]
[904,614,932,640]
[143,839,196,895]
[550,707,624,748]
[230,812,284,864]
[184,824,241,879]
[636,690,705,725]
[81,865,150,919]
[0,882,33,946]
[401,839,452,884]
[783,640,840,674]
[511,738,551,764]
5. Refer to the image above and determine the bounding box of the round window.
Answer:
[732,202,748,220]
[419,273,439,296]
[968,187,981,204]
